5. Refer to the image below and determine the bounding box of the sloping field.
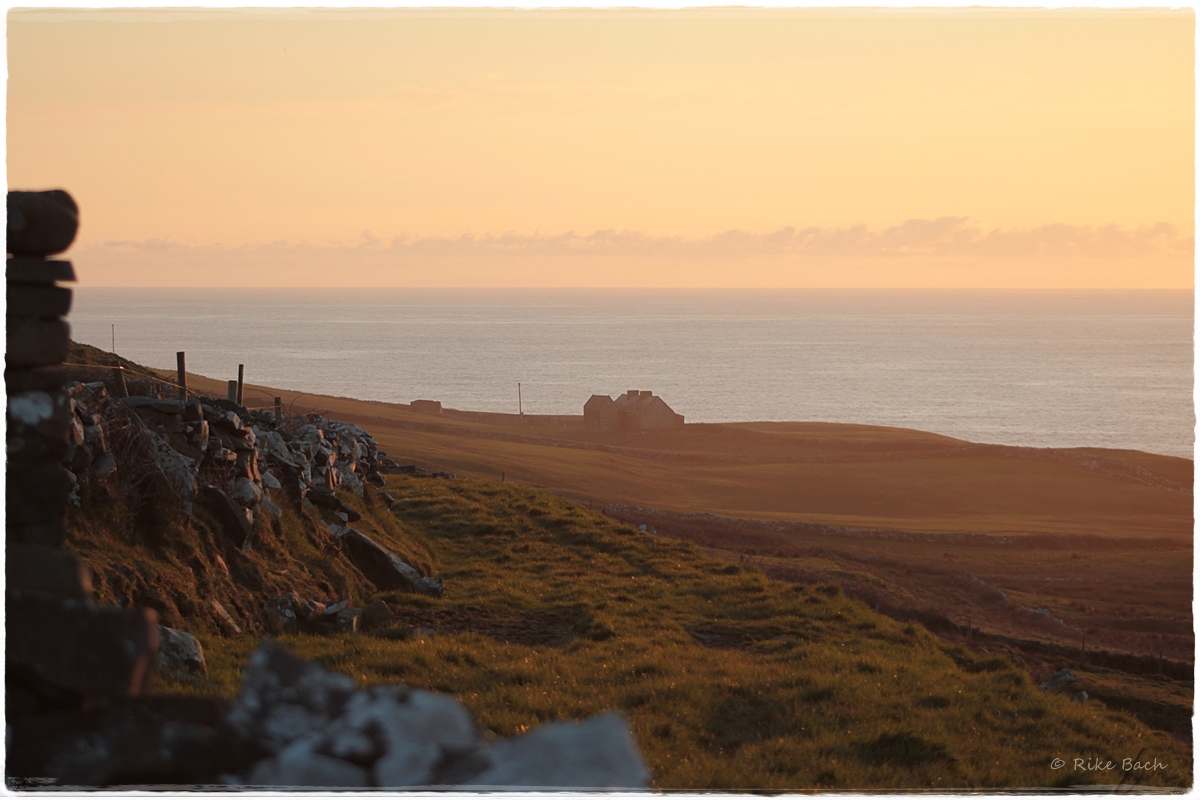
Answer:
[164,368,1192,540]
[165,477,1191,790]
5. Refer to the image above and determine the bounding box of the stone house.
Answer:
[584,390,684,432]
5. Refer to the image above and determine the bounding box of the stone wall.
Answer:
[5,190,651,790]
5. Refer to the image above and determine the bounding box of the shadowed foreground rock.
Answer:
[10,641,651,789]
[223,641,651,790]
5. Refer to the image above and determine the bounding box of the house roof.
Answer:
[614,393,662,413]
[584,394,615,410]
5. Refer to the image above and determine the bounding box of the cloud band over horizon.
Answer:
[74,218,1192,289]
[90,217,1192,260]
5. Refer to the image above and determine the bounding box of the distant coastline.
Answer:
[70,287,1195,459]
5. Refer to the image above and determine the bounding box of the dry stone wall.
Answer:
[6,190,650,790]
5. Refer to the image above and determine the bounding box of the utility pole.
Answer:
[518,382,523,423]
[111,324,115,353]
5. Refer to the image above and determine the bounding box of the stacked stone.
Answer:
[6,190,159,718]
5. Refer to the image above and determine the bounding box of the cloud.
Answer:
[87,218,1191,261]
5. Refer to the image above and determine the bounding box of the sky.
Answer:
[7,8,1195,288]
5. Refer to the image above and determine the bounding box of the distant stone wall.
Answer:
[440,407,585,428]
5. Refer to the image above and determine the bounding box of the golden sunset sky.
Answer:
[7,8,1195,287]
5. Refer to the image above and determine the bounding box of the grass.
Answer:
[65,350,1189,787]
[155,476,1192,790]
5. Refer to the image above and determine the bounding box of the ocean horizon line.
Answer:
[71,285,1197,292]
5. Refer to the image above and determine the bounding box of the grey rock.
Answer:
[1038,668,1077,693]
[339,468,364,498]
[222,643,651,792]
[262,471,282,490]
[156,625,208,676]
[335,608,360,634]
[199,485,254,550]
[146,431,198,514]
[225,642,358,754]
[211,600,242,637]
[360,599,392,630]
[247,746,369,788]
[230,476,263,508]
[374,737,442,788]
[297,599,326,621]
[265,596,299,634]
[1072,691,1088,703]
[365,689,483,787]
[261,495,284,518]
[465,711,650,789]
[324,599,349,616]
[329,525,443,597]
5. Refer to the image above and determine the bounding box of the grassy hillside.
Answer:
[157,476,1190,790]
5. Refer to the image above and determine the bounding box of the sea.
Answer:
[68,289,1195,459]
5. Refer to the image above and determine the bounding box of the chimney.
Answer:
[627,390,638,398]
[640,390,653,398]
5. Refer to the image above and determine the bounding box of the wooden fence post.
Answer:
[274,396,282,425]
[111,365,128,398]
[176,351,187,400]
[226,380,238,403]
[236,364,244,405]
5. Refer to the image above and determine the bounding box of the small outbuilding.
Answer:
[410,399,443,416]
[584,394,618,431]
[584,390,683,432]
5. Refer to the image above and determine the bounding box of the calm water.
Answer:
[69,289,1194,458]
